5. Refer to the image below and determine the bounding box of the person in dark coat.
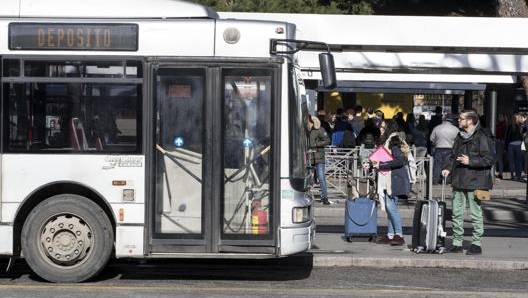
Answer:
[504,113,524,181]
[428,106,443,132]
[357,118,381,149]
[331,111,348,147]
[494,113,507,179]
[317,110,333,137]
[307,115,331,204]
[442,109,494,255]
[340,122,357,148]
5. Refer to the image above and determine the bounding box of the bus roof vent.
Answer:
[15,0,219,19]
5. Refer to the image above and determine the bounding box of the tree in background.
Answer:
[192,0,528,16]
[190,0,505,15]
[191,0,371,14]
[372,0,496,16]
[497,0,528,16]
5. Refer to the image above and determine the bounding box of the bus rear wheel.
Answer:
[21,194,114,283]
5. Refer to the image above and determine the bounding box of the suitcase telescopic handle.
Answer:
[441,176,446,202]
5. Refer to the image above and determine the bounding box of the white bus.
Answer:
[0,0,335,283]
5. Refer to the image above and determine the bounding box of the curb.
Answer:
[309,254,528,270]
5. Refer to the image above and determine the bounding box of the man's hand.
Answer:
[441,169,450,177]
[456,154,469,165]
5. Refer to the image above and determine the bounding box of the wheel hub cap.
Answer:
[41,215,92,265]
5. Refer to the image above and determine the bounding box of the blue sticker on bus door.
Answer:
[242,138,253,148]
[173,137,184,147]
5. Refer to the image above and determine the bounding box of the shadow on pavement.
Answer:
[97,256,314,282]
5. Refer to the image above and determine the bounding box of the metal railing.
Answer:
[321,145,433,200]
[413,155,433,201]
[324,147,356,196]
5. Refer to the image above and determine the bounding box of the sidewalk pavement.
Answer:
[306,178,528,270]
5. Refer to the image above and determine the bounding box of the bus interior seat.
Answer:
[70,117,89,151]
[94,136,104,151]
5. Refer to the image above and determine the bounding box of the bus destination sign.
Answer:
[9,23,138,51]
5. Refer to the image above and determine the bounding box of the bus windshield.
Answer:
[289,64,310,190]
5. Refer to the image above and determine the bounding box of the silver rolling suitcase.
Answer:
[411,177,448,253]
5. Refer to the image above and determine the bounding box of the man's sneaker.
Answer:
[390,235,405,246]
[449,245,464,253]
[321,197,331,205]
[466,244,482,255]
[375,235,391,244]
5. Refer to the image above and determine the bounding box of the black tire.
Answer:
[21,194,114,283]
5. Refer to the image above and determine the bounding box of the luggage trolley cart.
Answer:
[344,155,378,243]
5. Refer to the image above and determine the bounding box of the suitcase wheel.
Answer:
[345,235,377,243]
[413,246,424,254]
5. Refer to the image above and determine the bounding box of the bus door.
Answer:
[150,64,276,254]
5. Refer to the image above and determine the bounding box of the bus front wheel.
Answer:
[21,194,114,283]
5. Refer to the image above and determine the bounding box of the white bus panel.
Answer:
[3,0,219,19]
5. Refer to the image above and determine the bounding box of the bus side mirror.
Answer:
[319,52,337,90]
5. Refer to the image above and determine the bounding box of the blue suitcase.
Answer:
[344,197,377,242]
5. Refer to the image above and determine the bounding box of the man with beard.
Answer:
[442,109,494,255]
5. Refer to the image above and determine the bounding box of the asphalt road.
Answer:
[0,258,527,298]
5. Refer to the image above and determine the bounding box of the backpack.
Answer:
[340,129,356,148]
[331,131,344,147]
[363,133,376,149]
[350,118,364,139]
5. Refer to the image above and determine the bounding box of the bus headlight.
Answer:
[292,207,310,223]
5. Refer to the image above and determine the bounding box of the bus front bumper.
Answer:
[279,220,315,256]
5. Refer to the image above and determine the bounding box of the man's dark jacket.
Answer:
[444,123,494,191]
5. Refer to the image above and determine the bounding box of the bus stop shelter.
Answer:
[220,12,528,127]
